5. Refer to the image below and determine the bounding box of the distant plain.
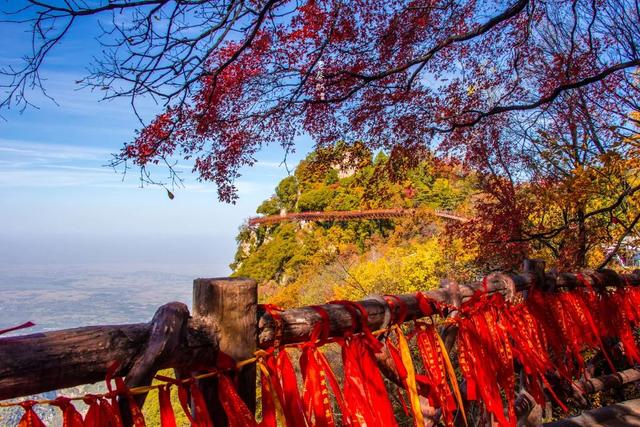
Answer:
[0,264,227,333]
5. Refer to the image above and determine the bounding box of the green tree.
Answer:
[297,187,335,212]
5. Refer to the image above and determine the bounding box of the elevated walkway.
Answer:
[247,208,468,226]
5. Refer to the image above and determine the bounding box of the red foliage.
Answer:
[115,1,638,204]
[106,1,639,266]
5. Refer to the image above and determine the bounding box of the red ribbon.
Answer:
[600,288,640,364]
[82,394,123,427]
[330,301,398,426]
[259,349,308,427]
[329,300,381,351]
[182,381,214,427]
[384,295,408,324]
[260,304,309,427]
[105,362,144,427]
[259,365,277,427]
[17,401,46,427]
[415,323,457,426]
[276,350,309,426]
[51,397,84,427]
[455,293,515,426]
[416,292,438,317]
[154,374,213,427]
[158,384,177,427]
[342,334,398,426]
[262,304,285,347]
[500,302,567,411]
[0,321,35,336]
[300,306,354,426]
[218,375,258,427]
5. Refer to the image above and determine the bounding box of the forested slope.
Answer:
[231,143,479,306]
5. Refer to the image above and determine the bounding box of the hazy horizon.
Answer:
[0,12,313,276]
[0,13,313,335]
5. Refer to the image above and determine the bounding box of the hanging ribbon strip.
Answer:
[5,276,640,427]
[331,300,398,427]
[259,304,309,427]
[0,321,35,336]
[414,320,465,427]
[17,401,46,427]
[383,294,425,427]
[51,397,84,427]
[455,292,516,426]
[298,306,350,427]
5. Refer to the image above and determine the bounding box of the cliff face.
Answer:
[231,145,478,307]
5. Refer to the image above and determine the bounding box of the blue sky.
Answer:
[0,12,312,274]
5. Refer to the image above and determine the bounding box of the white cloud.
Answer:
[0,168,126,188]
[0,138,281,194]
[0,138,129,188]
[0,138,111,161]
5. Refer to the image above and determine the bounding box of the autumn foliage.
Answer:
[119,0,640,268]
[4,1,640,268]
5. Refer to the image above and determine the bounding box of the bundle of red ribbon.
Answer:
[453,278,640,426]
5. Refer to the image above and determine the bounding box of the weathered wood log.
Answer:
[258,270,640,347]
[192,278,258,426]
[544,398,640,427]
[119,302,191,426]
[125,302,192,395]
[0,306,218,401]
[439,279,461,353]
[515,390,544,427]
[576,368,640,395]
[514,367,640,426]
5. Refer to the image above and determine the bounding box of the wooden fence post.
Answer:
[523,259,546,295]
[192,277,258,425]
[518,259,546,426]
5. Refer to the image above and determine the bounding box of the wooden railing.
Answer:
[2,260,640,426]
[247,207,469,226]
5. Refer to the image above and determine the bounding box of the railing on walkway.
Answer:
[247,208,469,226]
